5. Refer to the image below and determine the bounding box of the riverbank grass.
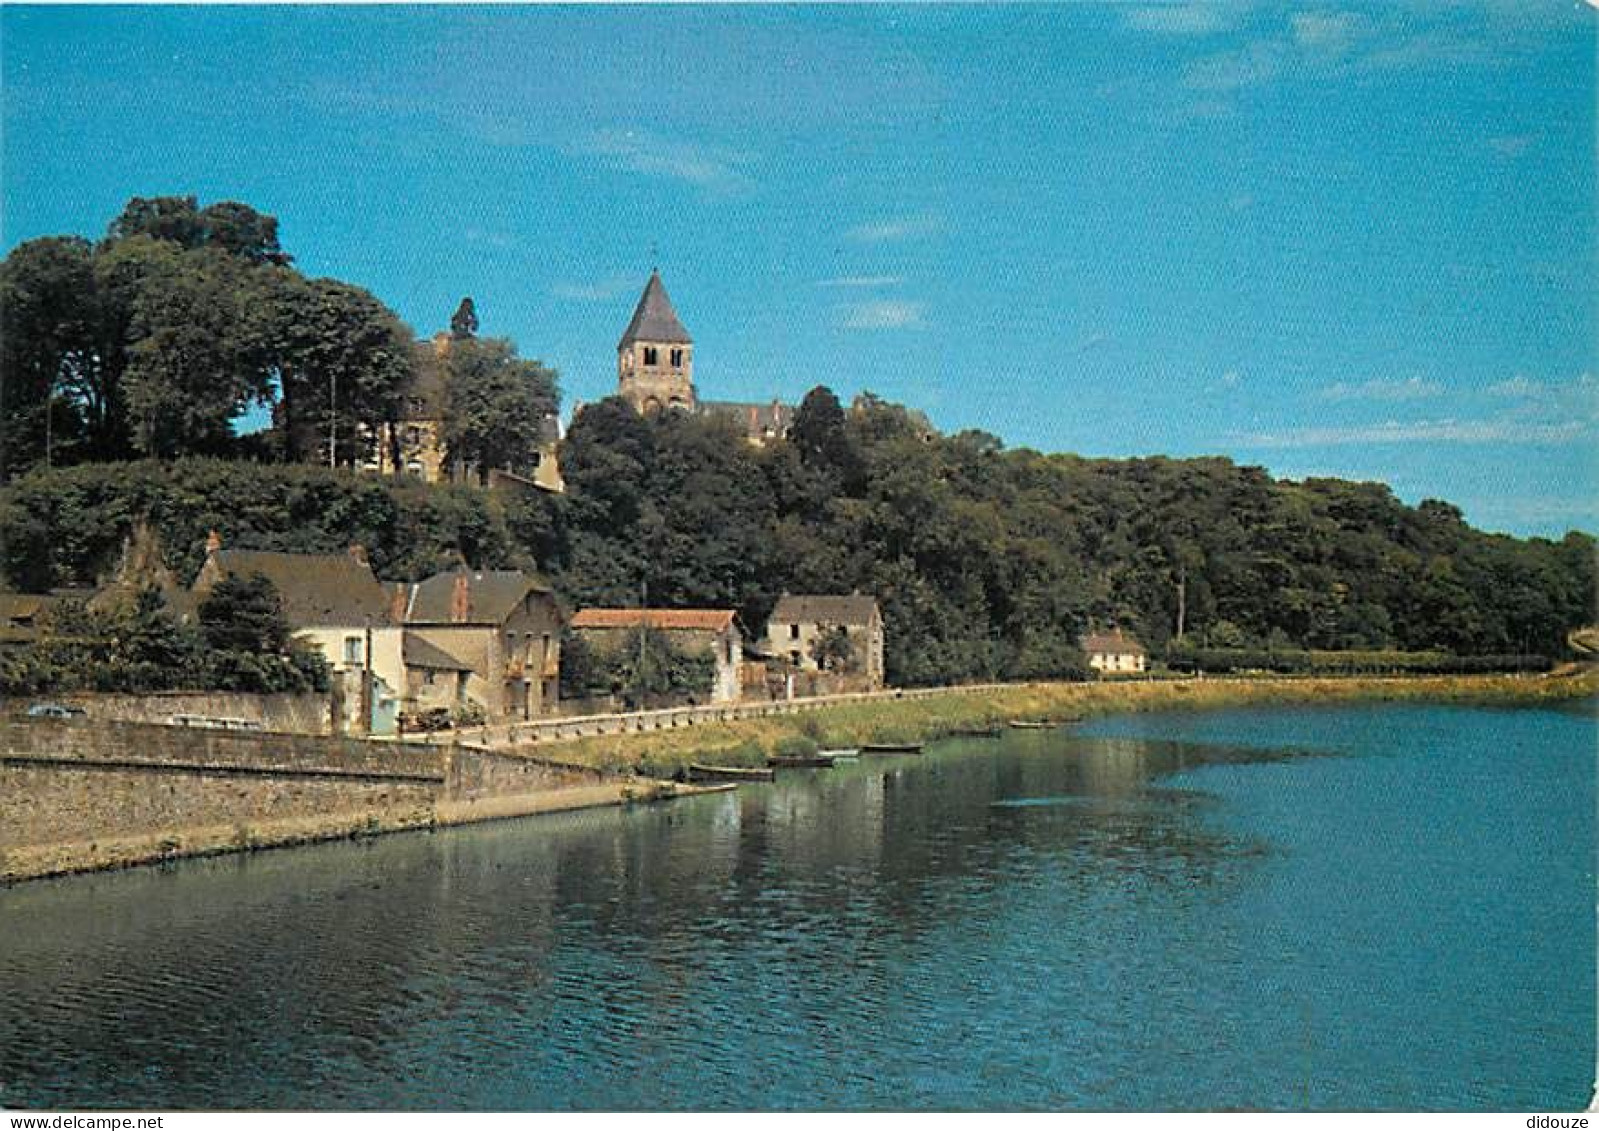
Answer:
[539,670,1599,776]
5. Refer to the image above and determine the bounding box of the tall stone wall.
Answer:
[0,718,628,883]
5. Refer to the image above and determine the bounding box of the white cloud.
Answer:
[583,129,755,195]
[1236,417,1589,448]
[1124,3,1241,35]
[1487,374,1539,398]
[1290,11,1373,54]
[845,214,939,243]
[1487,133,1536,158]
[1317,377,1443,403]
[842,300,925,330]
[818,275,904,288]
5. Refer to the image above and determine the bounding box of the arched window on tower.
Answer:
[643,346,658,366]
[670,348,683,368]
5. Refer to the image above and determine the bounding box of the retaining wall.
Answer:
[0,717,642,883]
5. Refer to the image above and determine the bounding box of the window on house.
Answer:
[344,637,363,665]
[423,671,436,686]
[643,346,658,365]
[789,624,800,640]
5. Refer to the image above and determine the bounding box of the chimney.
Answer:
[390,583,410,625]
[451,573,471,623]
[348,543,369,570]
[205,530,222,555]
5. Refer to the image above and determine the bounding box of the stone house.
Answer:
[189,537,405,734]
[1082,629,1147,675]
[568,608,744,704]
[363,329,563,492]
[398,569,562,721]
[763,594,886,692]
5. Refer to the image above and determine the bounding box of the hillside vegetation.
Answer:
[4,389,1592,687]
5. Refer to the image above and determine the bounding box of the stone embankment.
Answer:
[0,717,708,884]
[429,683,1011,749]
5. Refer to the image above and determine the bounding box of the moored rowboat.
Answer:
[767,754,837,769]
[686,764,776,783]
[859,742,924,754]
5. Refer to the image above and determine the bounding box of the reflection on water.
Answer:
[0,703,1592,1111]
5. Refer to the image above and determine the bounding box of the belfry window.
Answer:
[670,348,683,368]
[643,346,658,365]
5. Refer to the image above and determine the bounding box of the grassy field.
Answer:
[535,668,1599,776]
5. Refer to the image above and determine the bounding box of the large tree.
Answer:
[440,337,559,482]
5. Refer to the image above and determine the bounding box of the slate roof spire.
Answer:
[617,270,692,350]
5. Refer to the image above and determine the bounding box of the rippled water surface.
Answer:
[1,702,1593,1110]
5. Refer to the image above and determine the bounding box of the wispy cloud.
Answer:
[1183,41,1288,92]
[1289,11,1373,55]
[845,214,939,243]
[1155,7,1514,112]
[1123,3,1244,36]
[842,300,925,330]
[1236,417,1588,448]
[1487,133,1536,159]
[1317,377,1443,403]
[818,275,904,288]
[582,128,755,196]
[552,274,638,302]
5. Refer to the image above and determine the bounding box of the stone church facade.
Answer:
[616,271,795,444]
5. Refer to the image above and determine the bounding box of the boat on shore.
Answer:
[860,741,924,754]
[767,754,837,769]
[821,748,860,760]
[1008,720,1054,730]
[686,764,776,783]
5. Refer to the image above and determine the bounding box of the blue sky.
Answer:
[2,3,1594,537]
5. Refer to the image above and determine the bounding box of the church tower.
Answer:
[617,270,695,413]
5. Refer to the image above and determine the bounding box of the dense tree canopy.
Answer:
[0,196,414,477]
[440,337,559,483]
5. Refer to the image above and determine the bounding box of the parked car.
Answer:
[26,702,86,718]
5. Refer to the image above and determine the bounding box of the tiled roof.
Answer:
[404,569,552,626]
[1081,631,1146,656]
[617,271,692,349]
[571,608,736,632]
[770,594,879,626]
[210,550,390,627]
[402,634,474,671]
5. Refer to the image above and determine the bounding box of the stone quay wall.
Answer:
[0,718,635,884]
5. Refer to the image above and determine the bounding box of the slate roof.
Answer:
[1081,630,1146,656]
[617,271,692,349]
[402,633,474,672]
[770,594,880,627]
[700,400,795,438]
[404,569,553,626]
[209,550,391,627]
[571,608,736,633]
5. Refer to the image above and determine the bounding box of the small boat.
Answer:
[767,754,837,769]
[1008,720,1055,730]
[859,741,924,754]
[820,748,860,761]
[686,764,775,783]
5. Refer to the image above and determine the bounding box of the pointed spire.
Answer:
[618,270,692,350]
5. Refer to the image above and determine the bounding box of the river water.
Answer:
[1,701,1592,1111]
